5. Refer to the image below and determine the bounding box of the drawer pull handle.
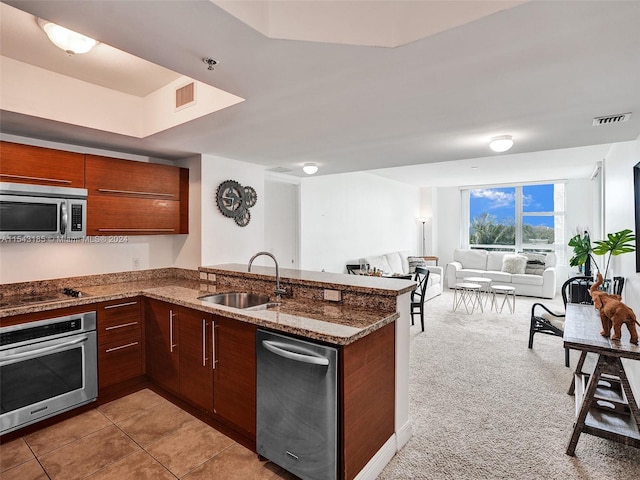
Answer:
[104,301,138,309]
[105,342,139,353]
[97,188,175,198]
[96,228,176,232]
[0,173,72,184]
[105,321,138,331]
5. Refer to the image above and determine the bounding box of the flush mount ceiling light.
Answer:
[489,135,514,153]
[37,18,98,55]
[303,163,318,175]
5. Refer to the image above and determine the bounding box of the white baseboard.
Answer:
[353,435,397,480]
[395,418,413,450]
[353,419,413,480]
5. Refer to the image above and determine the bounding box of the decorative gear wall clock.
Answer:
[216,180,257,227]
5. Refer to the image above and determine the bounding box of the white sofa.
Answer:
[360,251,444,302]
[446,249,557,299]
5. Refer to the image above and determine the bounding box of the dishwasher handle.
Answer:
[262,340,330,366]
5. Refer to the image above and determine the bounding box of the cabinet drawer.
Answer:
[98,336,143,389]
[87,196,180,235]
[0,141,85,188]
[99,317,141,345]
[97,298,142,345]
[86,155,181,198]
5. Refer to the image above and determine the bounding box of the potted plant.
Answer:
[592,228,636,280]
[569,228,636,290]
[568,230,597,276]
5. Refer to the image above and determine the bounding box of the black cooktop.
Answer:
[0,288,89,309]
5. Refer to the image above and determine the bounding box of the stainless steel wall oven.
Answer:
[0,311,97,434]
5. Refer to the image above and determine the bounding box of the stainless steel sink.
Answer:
[198,292,271,309]
[246,302,282,311]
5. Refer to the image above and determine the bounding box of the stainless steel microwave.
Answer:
[0,182,87,240]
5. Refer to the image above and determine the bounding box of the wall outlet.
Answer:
[323,289,342,302]
[132,257,140,270]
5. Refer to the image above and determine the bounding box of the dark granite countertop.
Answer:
[1,271,402,345]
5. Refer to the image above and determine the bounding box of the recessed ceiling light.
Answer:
[303,163,318,175]
[37,18,98,55]
[489,135,514,153]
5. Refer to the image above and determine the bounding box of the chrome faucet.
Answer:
[248,251,288,299]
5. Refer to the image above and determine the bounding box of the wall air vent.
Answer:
[175,82,196,110]
[592,112,631,126]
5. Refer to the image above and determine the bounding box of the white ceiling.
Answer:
[0,3,181,97]
[1,0,639,185]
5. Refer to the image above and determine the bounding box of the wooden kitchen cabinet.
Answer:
[143,300,256,438]
[145,299,180,394]
[340,322,395,480]
[145,300,215,413]
[85,154,188,235]
[179,307,214,412]
[96,297,143,391]
[212,315,257,438]
[0,141,85,188]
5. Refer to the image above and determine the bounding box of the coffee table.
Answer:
[490,285,516,313]
[453,282,483,314]
[463,277,492,307]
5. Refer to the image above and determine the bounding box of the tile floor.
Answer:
[0,389,298,480]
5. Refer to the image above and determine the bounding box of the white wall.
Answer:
[173,154,202,270]
[603,139,639,283]
[264,176,300,269]
[434,186,462,280]
[0,135,188,283]
[300,172,420,273]
[602,136,640,399]
[200,155,266,267]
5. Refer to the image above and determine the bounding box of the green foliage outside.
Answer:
[470,213,554,246]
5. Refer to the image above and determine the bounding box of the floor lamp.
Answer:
[417,217,427,256]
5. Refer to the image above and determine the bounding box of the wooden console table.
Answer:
[563,304,640,455]
[422,256,439,266]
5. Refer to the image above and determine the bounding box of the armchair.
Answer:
[528,276,590,367]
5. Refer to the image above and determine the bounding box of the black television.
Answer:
[635,161,640,272]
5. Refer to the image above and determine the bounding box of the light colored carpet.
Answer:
[378,290,640,479]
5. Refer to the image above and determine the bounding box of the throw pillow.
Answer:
[501,254,527,274]
[407,256,427,273]
[521,252,547,276]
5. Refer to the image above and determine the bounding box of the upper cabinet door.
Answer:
[0,141,85,188]
[85,154,189,235]
[85,154,181,199]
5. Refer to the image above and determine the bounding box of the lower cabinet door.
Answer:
[179,307,213,412]
[145,299,180,394]
[213,315,257,437]
[98,336,143,389]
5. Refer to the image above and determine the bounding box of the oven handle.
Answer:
[0,336,88,364]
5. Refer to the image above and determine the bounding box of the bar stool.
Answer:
[490,285,516,313]
[453,282,483,314]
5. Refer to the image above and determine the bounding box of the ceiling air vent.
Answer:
[267,167,294,174]
[175,82,196,110]
[592,112,631,126]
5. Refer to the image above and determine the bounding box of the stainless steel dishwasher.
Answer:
[256,329,338,480]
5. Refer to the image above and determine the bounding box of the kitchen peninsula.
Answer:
[0,265,415,480]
